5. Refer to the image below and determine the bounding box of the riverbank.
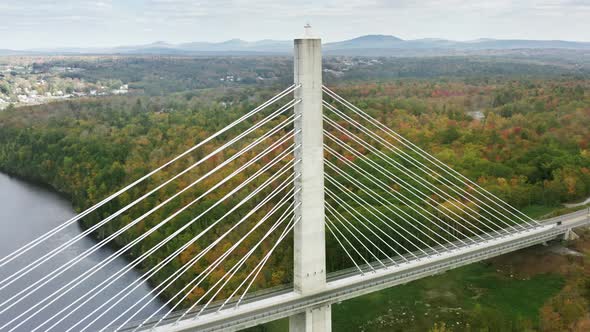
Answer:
[0,167,74,206]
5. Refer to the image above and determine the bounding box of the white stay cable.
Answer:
[137,178,297,331]
[326,203,390,268]
[226,215,298,311]
[323,86,538,228]
[325,155,456,249]
[326,216,374,272]
[325,162,444,255]
[0,98,299,293]
[17,144,296,332]
[35,143,298,332]
[1,134,297,331]
[325,174,420,260]
[108,189,296,332]
[0,84,298,269]
[123,205,294,332]
[326,221,365,276]
[323,113,512,236]
[325,202,392,268]
[193,201,296,318]
[134,212,297,330]
[323,104,519,234]
[0,109,298,322]
[8,159,296,332]
[325,189,404,264]
[324,132,489,242]
[100,163,298,332]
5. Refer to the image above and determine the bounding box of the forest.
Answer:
[0,56,589,330]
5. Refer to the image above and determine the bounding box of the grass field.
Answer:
[331,263,563,331]
[522,203,590,220]
[521,205,561,219]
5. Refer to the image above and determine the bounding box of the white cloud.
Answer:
[0,0,588,49]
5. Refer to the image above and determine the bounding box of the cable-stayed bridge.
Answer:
[0,31,588,332]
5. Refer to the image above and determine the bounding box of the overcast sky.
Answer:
[1,0,589,49]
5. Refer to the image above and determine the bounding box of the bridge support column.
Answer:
[290,305,332,332]
[564,228,579,241]
[291,27,330,332]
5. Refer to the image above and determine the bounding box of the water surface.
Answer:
[0,173,165,331]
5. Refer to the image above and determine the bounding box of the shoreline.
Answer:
[0,167,74,207]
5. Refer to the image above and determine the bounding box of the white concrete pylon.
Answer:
[291,28,331,332]
[293,28,325,296]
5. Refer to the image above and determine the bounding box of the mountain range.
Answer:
[2,35,590,56]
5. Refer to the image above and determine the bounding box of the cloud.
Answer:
[0,0,114,23]
[0,0,588,48]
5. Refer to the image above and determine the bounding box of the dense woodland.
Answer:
[0,56,589,330]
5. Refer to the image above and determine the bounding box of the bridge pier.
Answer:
[291,27,331,332]
[289,305,332,332]
[564,228,580,241]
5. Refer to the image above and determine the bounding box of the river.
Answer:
[0,172,165,331]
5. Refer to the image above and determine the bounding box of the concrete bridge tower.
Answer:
[290,25,331,332]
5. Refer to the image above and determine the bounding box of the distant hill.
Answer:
[324,35,404,50]
[0,49,31,56]
[457,39,590,50]
[178,39,292,53]
[2,35,590,56]
[325,36,590,55]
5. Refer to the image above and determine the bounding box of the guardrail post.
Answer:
[290,25,330,332]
